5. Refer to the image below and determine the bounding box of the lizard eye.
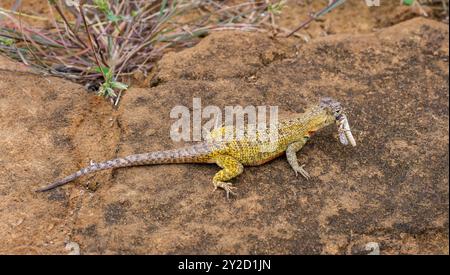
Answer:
[334,109,343,120]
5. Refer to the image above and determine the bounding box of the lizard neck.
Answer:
[281,105,335,141]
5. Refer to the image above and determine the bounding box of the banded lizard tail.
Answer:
[37,97,356,198]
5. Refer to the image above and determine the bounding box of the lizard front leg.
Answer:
[286,138,311,180]
[212,155,244,199]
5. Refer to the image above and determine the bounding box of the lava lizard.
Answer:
[37,97,356,198]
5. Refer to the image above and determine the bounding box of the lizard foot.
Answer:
[293,164,311,180]
[213,181,237,199]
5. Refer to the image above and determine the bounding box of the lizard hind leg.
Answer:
[212,155,244,199]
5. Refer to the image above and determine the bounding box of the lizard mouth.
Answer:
[336,114,356,147]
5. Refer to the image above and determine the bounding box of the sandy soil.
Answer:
[0,1,448,254]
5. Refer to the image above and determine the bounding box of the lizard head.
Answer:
[320,97,343,120]
[320,97,356,147]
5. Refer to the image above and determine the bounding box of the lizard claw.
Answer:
[294,164,311,180]
[213,181,237,199]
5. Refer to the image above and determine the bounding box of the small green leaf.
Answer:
[93,66,113,82]
[107,11,122,23]
[402,0,414,5]
[0,37,14,46]
[110,81,128,90]
[98,84,116,98]
[93,66,110,75]
[93,0,109,14]
[105,87,117,97]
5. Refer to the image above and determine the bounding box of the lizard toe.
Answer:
[213,181,237,199]
[295,164,311,180]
